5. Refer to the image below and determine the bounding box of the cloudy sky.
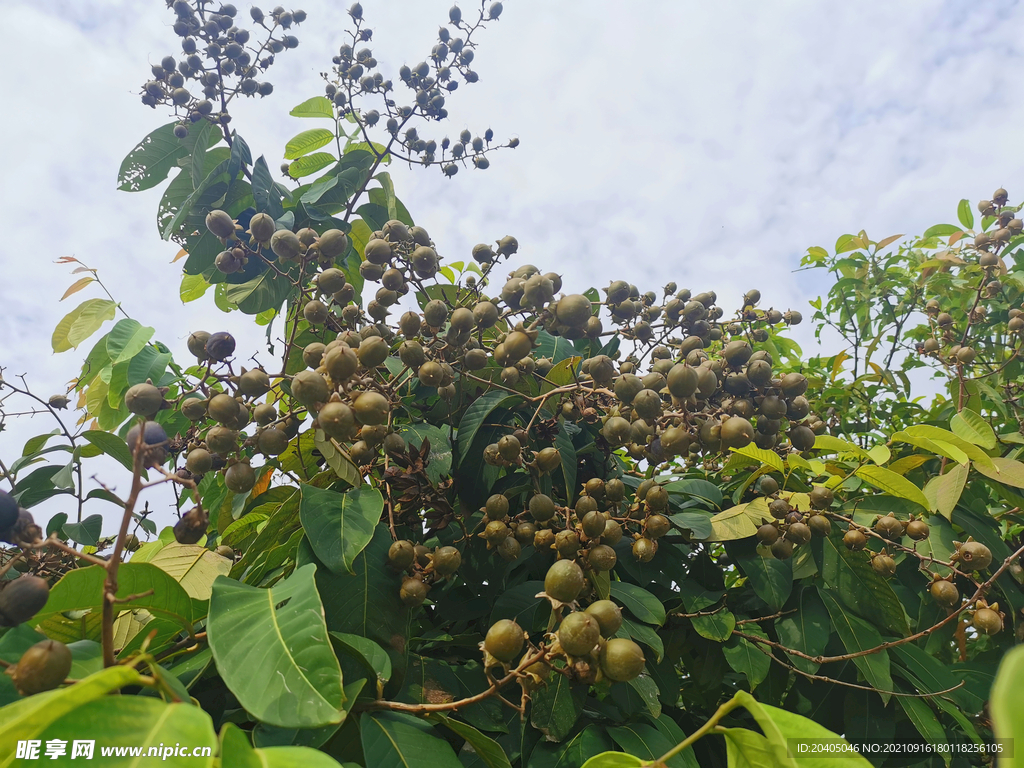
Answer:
[2,0,1022,532]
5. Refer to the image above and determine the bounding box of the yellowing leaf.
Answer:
[887,454,932,475]
[923,464,969,520]
[52,299,117,353]
[731,444,785,473]
[973,457,1024,489]
[855,466,930,510]
[867,445,891,465]
[708,504,758,542]
[950,408,997,450]
[60,277,95,301]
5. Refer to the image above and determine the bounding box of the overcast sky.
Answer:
[2,0,1023,533]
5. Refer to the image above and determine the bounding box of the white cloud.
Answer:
[2,0,1022,532]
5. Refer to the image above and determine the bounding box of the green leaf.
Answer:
[579,754,643,768]
[897,694,950,767]
[530,670,586,741]
[313,430,363,487]
[951,408,996,449]
[556,421,578,504]
[426,714,512,768]
[708,504,758,541]
[738,554,792,611]
[290,96,335,119]
[221,722,343,768]
[306,526,411,649]
[810,434,868,459]
[285,128,336,159]
[34,563,194,640]
[732,690,874,768]
[118,123,191,192]
[457,391,521,464]
[618,617,665,663]
[81,430,135,473]
[38,697,217,766]
[922,223,962,238]
[957,199,975,230]
[664,478,723,508]
[300,484,383,575]
[991,645,1024,768]
[731,445,785,473]
[360,711,464,768]
[62,513,103,546]
[721,727,778,768]
[608,723,689,768]
[973,456,1024,489]
[854,465,929,510]
[819,528,910,636]
[922,462,969,520]
[180,273,211,303]
[818,589,893,703]
[207,564,345,728]
[288,152,337,178]
[147,542,233,601]
[691,608,736,641]
[0,666,143,768]
[52,299,118,353]
[224,269,291,315]
[609,582,665,626]
[105,318,155,365]
[330,632,392,686]
[724,627,771,689]
[775,588,830,675]
[903,424,995,470]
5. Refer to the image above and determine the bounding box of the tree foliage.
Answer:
[1,2,1023,766]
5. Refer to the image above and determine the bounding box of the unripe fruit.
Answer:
[0,576,50,626]
[238,369,271,397]
[208,393,240,425]
[124,383,163,416]
[632,537,657,562]
[224,462,256,493]
[602,417,632,447]
[187,331,211,360]
[588,544,617,571]
[789,426,815,452]
[388,540,415,570]
[258,428,289,456]
[556,294,593,327]
[843,529,867,551]
[483,520,509,544]
[248,212,275,244]
[485,493,509,519]
[432,546,462,576]
[484,619,523,662]
[807,514,831,537]
[929,580,959,608]
[9,640,72,695]
[318,229,349,258]
[809,486,834,510]
[324,344,359,381]
[186,448,213,474]
[535,447,561,473]
[206,210,236,238]
[353,391,390,425]
[771,538,794,559]
[529,493,556,522]
[582,511,607,539]
[271,229,303,260]
[497,536,521,561]
[973,607,1002,635]
[586,600,623,637]
[905,519,929,541]
[958,541,992,571]
[721,417,754,450]
[600,638,645,682]
[558,611,601,656]
[291,371,329,408]
[545,559,585,603]
[303,300,330,325]
[356,336,389,369]
[756,524,780,545]
[645,514,671,539]
[400,576,428,606]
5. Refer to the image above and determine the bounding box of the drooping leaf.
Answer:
[775,588,830,674]
[299,484,383,575]
[609,582,666,626]
[457,391,521,463]
[81,429,135,473]
[818,589,893,703]
[207,564,345,728]
[106,318,155,365]
[854,465,930,510]
[360,711,464,768]
[530,669,586,741]
[951,408,996,449]
[52,299,118,353]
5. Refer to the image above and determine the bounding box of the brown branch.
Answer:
[359,648,550,714]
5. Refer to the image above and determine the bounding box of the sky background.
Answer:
[2,0,1023,534]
